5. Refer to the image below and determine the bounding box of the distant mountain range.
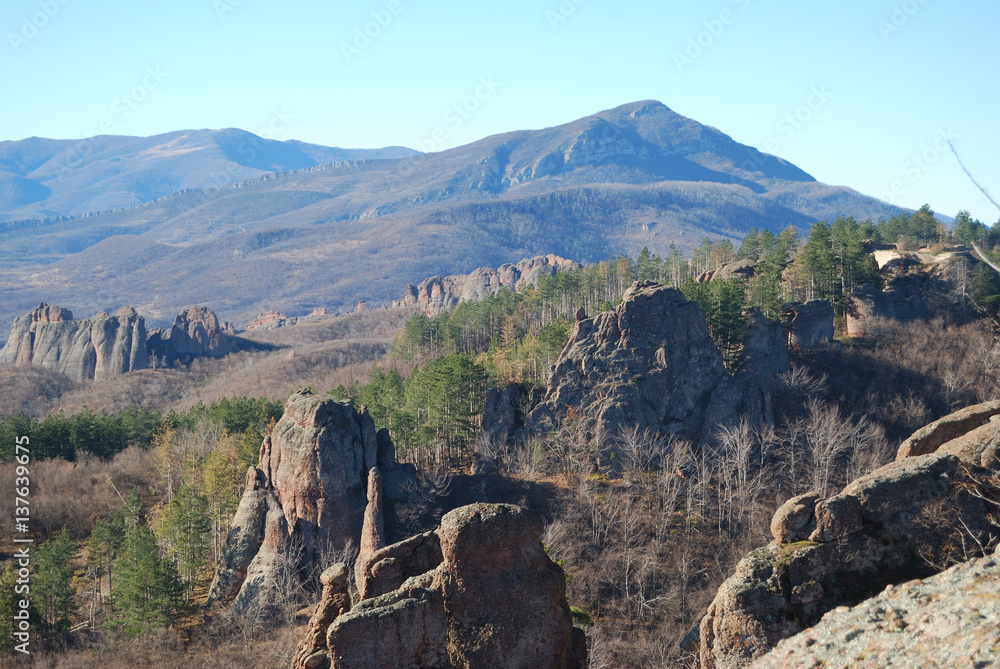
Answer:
[0,100,902,336]
[0,130,416,220]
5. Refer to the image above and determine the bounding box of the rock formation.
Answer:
[526,282,729,442]
[696,258,756,284]
[481,383,523,447]
[310,503,586,669]
[0,302,148,382]
[696,400,1000,668]
[846,251,970,338]
[358,530,443,602]
[781,300,833,350]
[477,283,791,449]
[208,390,416,614]
[392,255,579,315]
[291,563,353,669]
[355,468,386,600]
[147,305,232,364]
[246,311,290,331]
[750,551,1000,668]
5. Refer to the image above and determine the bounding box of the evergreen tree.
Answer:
[35,528,77,632]
[737,227,760,261]
[107,524,184,637]
[798,221,836,300]
[87,511,127,610]
[158,484,212,593]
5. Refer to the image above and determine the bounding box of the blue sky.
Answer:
[2,0,998,224]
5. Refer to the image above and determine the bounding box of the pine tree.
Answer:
[35,528,77,633]
[158,484,211,594]
[87,511,127,612]
[107,524,184,637]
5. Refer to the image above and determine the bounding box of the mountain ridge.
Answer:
[0,100,902,337]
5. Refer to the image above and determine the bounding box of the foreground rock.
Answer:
[305,503,586,669]
[208,390,415,614]
[392,255,578,315]
[0,302,147,382]
[750,552,1000,668]
[291,564,353,669]
[697,400,1000,668]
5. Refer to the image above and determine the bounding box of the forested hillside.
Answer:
[2,203,1000,667]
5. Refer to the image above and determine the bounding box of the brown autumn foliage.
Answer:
[1,307,998,667]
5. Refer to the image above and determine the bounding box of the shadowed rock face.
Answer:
[209,390,415,615]
[526,282,728,442]
[147,305,232,363]
[0,302,147,382]
[781,300,833,350]
[696,400,1000,669]
[309,503,586,669]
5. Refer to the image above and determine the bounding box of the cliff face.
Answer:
[526,282,729,442]
[0,302,147,382]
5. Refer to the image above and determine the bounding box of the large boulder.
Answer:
[432,504,579,669]
[697,400,1000,668]
[208,391,414,614]
[696,259,756,284]
[750,553,1000,668]
[526,282,729,442]
[318,503,586,669]
[0,302,147,382]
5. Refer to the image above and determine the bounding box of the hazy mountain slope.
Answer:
[0,101,901,336]
[0,130,417,220]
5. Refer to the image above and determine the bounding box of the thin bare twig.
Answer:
[948,140,1000,213]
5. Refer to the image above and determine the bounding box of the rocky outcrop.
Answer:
[781,300,833,350]
[526,282,729,442]
[207,465,293,615]
[521,283,790,445]
[147,305,232,364]
[0,302,147,382]
[208,390,415,614]
[359,531,443,602]
[697,401,1000,668]
[355,468,386,600]
[291,563,353,669]
[481,383,523,447]
[392,255,579,315]
[750,552,1000,668]
[246,311,290,331]
[696,259,756,284]
[321,504,586,669]
[895,399,1000,460]
[846,251,974,337]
